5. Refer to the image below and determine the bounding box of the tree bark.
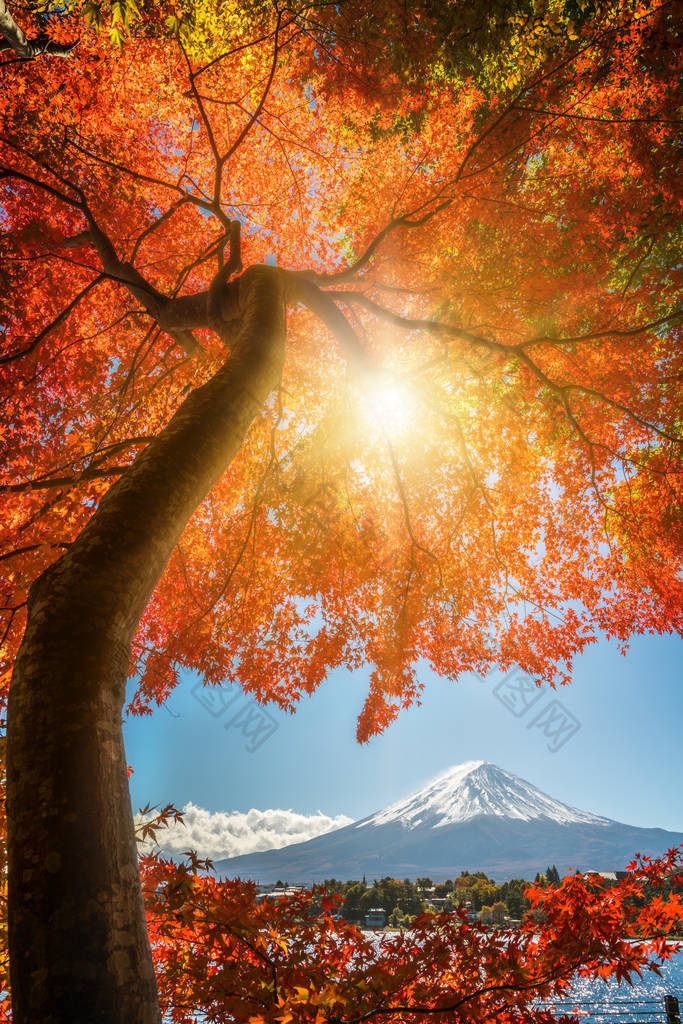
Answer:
[6,266,286,1023]
[0,0,75,58]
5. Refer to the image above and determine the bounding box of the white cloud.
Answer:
[139,803,353,861]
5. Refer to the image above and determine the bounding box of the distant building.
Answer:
[256,886,306,902]
[364,907,386,929]
[425,897,450,911]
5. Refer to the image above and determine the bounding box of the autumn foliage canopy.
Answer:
[0,0,681,1018]
[2,0,680,735]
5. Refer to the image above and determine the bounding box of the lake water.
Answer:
[363,935,682,1021]
[536,943,682,1022]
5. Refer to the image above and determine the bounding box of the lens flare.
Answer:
[358,373,417,440]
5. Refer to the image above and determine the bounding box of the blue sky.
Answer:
[124,629,682,838]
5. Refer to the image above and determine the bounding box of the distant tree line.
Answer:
[319,866,682,934]
[319,867,567,928]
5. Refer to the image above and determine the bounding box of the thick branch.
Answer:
[68,219,204,358]
[207,220,243,330]
[1,161,203,357]
[326,289,494,352]
[0,0,75,58]
[0,466,127,492]
[284,274,367,366]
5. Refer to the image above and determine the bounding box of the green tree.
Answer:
[491,901,507,925]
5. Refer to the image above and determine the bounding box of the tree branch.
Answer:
[0,275,104,365]
[0,466,127,493]
[295,200,453,285]
[284,274,367,367]
[0,0,76,59]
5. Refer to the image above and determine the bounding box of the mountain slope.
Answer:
[362,761,608,828]
[212,762,683,883]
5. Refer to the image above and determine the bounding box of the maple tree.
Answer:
[141,847,683,1024]
[0,0,681,1020]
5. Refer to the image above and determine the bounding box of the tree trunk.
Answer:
[6,266,286,1023]
[0,0,76,57]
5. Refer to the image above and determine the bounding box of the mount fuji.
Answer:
[212,761,683,883]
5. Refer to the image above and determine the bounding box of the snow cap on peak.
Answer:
[360,761,609,830]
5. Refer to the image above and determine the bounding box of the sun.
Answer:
[356,371,418,441]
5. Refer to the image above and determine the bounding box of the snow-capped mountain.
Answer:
[362,761,608,829]
[212,762,683,883]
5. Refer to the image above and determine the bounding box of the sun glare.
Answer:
[358,372,418,441]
